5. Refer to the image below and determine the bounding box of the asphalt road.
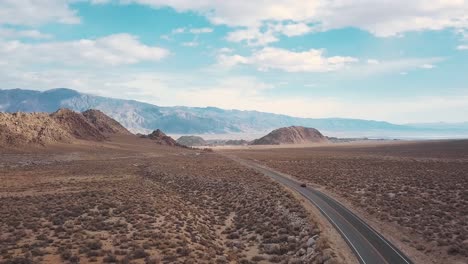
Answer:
[225,154,414,264]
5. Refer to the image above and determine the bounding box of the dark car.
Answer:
[300,183,307,187]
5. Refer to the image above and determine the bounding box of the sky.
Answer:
[1,0,468,124]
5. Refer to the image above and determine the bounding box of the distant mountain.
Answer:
[406,122,468,130]
[251,126,328,145]
[1,88,467,138]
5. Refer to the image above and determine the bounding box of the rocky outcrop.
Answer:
[0,112,73,146]
[0,108,131,147]
[50,109,106,141]
[140,129,180,146]
[176,136,207,147]
[82,109,132,135]
[251,126,328,145]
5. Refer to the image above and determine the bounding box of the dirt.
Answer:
[225,140,468,264]
[251,126,328,145]
[0,136,343,264]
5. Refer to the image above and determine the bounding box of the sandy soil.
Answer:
[224,140,468,264]
[0,135,344,264]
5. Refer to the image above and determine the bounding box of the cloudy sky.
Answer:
[1,0,468,123]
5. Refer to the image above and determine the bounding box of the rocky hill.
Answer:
[251,126,328,145]
[0,112,73,146]
[82,109,131,135]
[50,109,106,141]
[176,136,207,147]
[0,108,130,147]
[140,129,180,146]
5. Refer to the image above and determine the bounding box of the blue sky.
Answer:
[1,0,468,123]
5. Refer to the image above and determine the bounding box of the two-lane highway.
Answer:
[225,154,414,264]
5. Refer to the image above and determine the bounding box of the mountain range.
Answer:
[1,88,467,138]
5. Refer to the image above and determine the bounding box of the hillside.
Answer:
[0,108,129,147]
[82,109,131,135]
[0,88,433,136]
[251,126,328,145]
[0,112,73,146]
[141,129,180,146]
[176,136,207,147]
[51,109,106,141]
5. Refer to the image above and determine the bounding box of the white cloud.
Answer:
[182,41,198,47]
[420,64,436,69]
[172,27,213,35]
[128,0,468,37]
[226,28,278,46]
[90,0,111,4]
[172,27,186,34]
[0,27,52,39]
[457,45,468,50]
[342,57,444,77]
[317,0,468,37]
[0,0,80,26]
[0,34,169,67]
[218,47,358,72]
[190,27,213,34]
[3,1,466,39]
[367,59,380,65]
[218,47,233,53]
[226,22,313,46]
[160,34,171,41]
[457,29,468,41]
[126,0,319,28]
[217,54,249,68]
[271,22,314,37]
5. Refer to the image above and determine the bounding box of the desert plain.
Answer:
[0,125,467,264]
[0,136,347,264]
[223,140,468,264]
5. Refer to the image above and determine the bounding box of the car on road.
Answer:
[300,183,307,187]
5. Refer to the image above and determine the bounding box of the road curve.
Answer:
[224,154,414,264]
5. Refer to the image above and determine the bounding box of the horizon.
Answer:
[3,87,468,126]
[1,1,468,123]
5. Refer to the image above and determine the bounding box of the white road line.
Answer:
[296,189,368,264]
[247,161,369,264]
[226,155,410,264]
[319,190,411,264]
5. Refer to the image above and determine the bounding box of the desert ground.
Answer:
[222,140,468,264]
[0,136,348,264]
